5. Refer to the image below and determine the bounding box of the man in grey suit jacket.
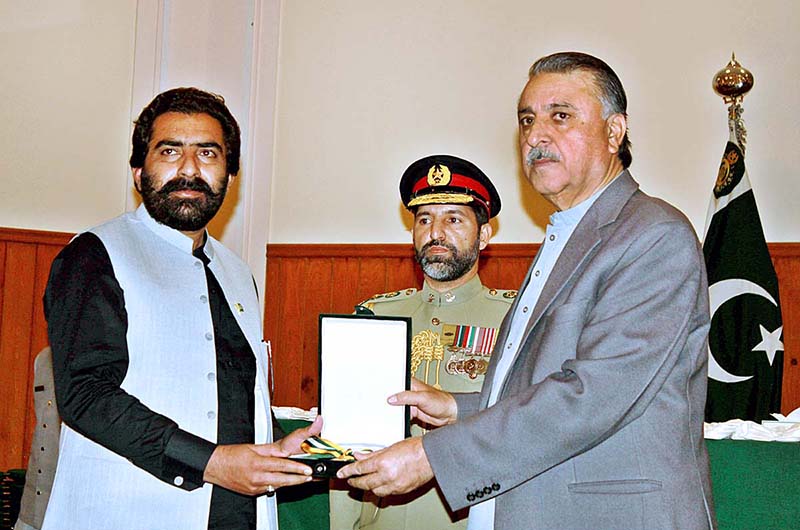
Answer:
[14,348,60,530]
[339,52,716,530]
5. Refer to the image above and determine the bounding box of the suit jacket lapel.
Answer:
[483,171,640,402]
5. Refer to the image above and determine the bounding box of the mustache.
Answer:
[420,239,458,255]
[525,147,560,166]
[159,177,216,196]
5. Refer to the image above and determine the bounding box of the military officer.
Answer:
[330,154,514,530]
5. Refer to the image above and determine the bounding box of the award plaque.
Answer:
[317,314,412,451]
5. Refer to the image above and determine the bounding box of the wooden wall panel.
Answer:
[264,244,537,409]
[0,242,5,330]
[300,258,334,400]
[355,258,389,303]
[266,257,304,406]
[771,244,800,413]
[265,243,800,415]
[1,230,799,469]
[330,258,361,314]
[0,243,37,470]
[0,228,72,470]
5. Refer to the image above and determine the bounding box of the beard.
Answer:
[138,170,228,231]
[415,237,480,282]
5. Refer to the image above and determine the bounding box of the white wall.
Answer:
[128,0,257,256]
[0,0,137,231]
[270,0,800,244]
[2,0,799,282]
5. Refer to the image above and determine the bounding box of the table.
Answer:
[706,438,800,530]
[276,420,330,530]
[276,420,800,530]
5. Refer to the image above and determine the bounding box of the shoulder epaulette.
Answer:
[485,287,517,303]
[359,288,418,308]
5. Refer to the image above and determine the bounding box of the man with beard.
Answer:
[329,154,514,530]
[38,87,320,530]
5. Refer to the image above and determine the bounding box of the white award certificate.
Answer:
[318,314,411,452]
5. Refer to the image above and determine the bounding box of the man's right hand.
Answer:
[203,443,313,496]
[387,377,457,427]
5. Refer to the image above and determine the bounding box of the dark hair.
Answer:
[529,52,632,168]
[129,87,241,175]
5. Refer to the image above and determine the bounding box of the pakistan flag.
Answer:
[703,115,784,422]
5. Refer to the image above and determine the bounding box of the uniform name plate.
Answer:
[318,314,411,451]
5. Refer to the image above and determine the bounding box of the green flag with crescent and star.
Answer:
[703,109,784,422]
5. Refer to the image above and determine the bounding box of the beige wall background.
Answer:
[2,1,799,294]
[271,0,800,244]
[0,0,137,231]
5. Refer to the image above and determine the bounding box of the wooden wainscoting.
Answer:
[1,227,798,470]
[263,244,537,409]
[264,243,800,415]
[0,228,73,470]
[771,244,800,413]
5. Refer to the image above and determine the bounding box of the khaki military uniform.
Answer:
[330,275,514,530]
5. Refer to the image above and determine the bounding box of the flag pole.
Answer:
[712,53,754,154]
[704,53,784,422]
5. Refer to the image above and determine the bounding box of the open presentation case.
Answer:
[289,314,412,477]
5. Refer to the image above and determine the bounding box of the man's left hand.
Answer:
[336,437,433,497]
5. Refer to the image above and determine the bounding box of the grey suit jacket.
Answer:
[423,172,715,530]
[15,347,60,530]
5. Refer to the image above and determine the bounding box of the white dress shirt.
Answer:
[468,180,612,530]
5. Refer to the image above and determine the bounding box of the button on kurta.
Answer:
[194,261,202,269]
[173,476,184,486]
[200,295,208,303]
[207,411,216,420]
[205,332,213,341]
[431,317,440,326]
[207,372,215,381]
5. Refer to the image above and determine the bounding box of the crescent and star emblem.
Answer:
[707,278,784,383]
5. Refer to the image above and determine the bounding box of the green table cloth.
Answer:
[707,438,799,530]
[277,419,799,530]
